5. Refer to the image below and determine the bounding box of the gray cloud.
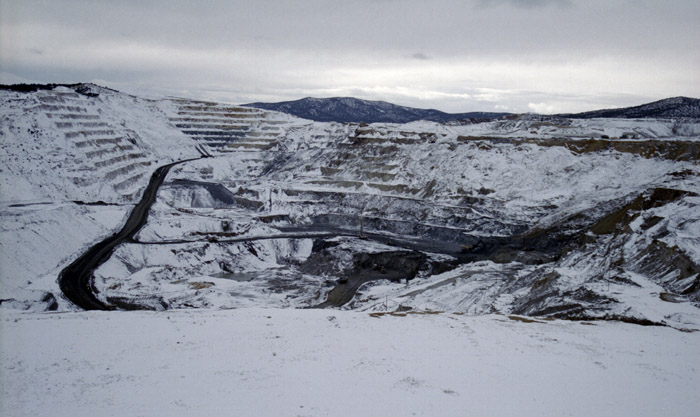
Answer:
[410,52,430,60]
[1,0,699,113]
[476,0,572,9]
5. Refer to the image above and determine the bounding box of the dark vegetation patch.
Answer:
[0,83,117,97]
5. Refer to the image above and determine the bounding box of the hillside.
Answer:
[242,96,509,123]
[563,96,700,119]
[243,96,700,124]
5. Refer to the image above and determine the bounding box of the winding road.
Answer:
[58,158,199,310]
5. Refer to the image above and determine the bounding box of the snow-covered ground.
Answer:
[0,202,130,310]
[2,308,699,417]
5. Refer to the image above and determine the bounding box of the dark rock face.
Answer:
[166,179,265,210]
[41,292,59,311]
[350,251,427,283]
[293,179,700,320]
[500,187,700,321]
[629,240,700,302]
[301,238,454,308]
[589,188,695,235]
[0,292,59,311]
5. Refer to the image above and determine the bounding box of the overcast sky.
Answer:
[1,0,699,113]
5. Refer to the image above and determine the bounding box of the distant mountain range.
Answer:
[561,97,700,119]
[3,83,698,123]
[242,97,510,124]
[243,96,700,124]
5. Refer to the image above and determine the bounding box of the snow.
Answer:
[93,237,325,310]
[647,196,700,265]
[0,203,129,310]
[0,87,197,205]
[356,261,525,314]
[1,308,698,417]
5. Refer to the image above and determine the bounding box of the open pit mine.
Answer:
[1,84,699,330]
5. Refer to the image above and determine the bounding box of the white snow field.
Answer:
[2,308,699,417]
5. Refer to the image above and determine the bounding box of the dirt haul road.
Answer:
[58,158,199,310]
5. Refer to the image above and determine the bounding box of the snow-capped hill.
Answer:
[245,96,700,124]
[0,85,306,205]
[243,96,509,123]
[0,84,198,204]
[564,96,700,119]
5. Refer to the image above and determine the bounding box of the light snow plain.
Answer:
[1,86,699,416]
[2,309,699,417]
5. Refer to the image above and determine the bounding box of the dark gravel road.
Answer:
[58,158,198,310]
